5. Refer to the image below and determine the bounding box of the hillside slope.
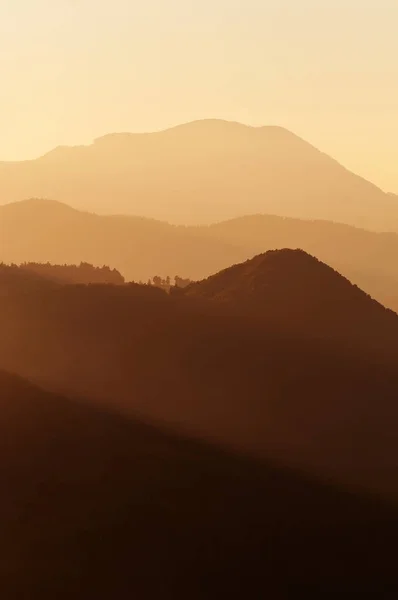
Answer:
[185,249,398,348]
[1,370,397,598]
[0,263,397,500]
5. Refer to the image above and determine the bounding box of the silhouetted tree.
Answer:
[174,275,191,289]
[153,276,162,287]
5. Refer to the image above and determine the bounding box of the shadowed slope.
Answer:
[185,249,398,350]
[0,264,397,501]
[1,370,397,598]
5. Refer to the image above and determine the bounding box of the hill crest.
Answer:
[186,249,398,347]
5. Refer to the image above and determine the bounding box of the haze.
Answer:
[1,0,397,192]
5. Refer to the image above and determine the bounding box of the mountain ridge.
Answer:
[3,198,398,312]
[0,119,396,229]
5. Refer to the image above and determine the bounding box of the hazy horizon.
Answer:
[1,0,397,192]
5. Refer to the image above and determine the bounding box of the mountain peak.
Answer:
[92,119,299,144]
[188,248,346,298]
[186,249,397,346]
[0,119,393,229]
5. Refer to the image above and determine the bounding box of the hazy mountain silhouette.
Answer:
[0,199,247,284]
[1,260,397,500]
[3,199,398,311]
[1,369,397,598]
[1,119,397,230]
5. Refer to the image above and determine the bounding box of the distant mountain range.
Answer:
[1,253,397,501]
[1,119,397,230]
[2,198,398,312]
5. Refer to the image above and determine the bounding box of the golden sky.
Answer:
[1,0,397,192]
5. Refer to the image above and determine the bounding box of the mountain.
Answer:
[204,214,398,312]
[1,370,397,597]
[1,119,398,230]
[3,199,398,312]
[0,261,397,501]
[0,199,247,284]
[185,249,398,351]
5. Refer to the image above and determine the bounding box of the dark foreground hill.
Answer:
[205,213,398,312]
[185,249,398,351]
[0,260,397,501]
[3,199,398,311]
[1,119,397,230]
[1,370,397,598]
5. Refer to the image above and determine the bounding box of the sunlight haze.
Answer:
[1,0,397,191]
